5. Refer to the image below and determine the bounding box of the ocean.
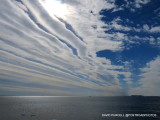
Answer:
[0,96,160,120]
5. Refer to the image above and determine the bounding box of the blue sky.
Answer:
[0,0,160,96]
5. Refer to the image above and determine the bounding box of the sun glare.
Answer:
[39,0,68,18]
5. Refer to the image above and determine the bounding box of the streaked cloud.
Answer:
[0,0,159,96]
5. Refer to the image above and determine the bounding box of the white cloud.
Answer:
[123,0,151,11]
[131,56,160,96]
[135,0,150,8]
[0,0,132,95]
[109,18,131,31]
[1,0,157,96]
[143,24,150,31]
[150,26,160,33]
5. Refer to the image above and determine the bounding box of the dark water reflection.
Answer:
[0,96,160,120]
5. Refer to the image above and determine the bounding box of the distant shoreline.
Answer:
[0,95,160,97]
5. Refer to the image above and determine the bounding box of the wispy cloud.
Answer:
[0,0,159,96]
[0,0,128,95]
[131,56,160,96]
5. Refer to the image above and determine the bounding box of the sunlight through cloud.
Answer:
[39,0,69,19]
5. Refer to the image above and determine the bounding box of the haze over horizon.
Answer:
[0,0,160,96]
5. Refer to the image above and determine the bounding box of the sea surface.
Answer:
[0,96,160,120]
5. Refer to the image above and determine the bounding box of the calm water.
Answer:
[0,96,160,120]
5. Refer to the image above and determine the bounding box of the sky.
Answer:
[0,0,160,96]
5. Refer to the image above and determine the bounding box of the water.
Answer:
[0,96,160,120]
